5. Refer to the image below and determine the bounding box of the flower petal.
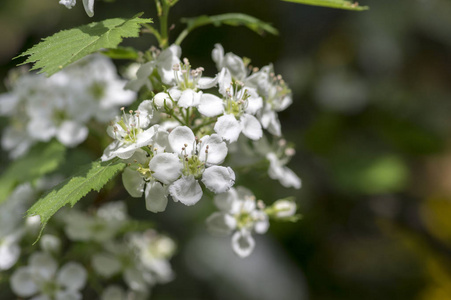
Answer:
[82,0,94,17]
[10,267,38,297]
[202,166,235,194]
[168,126,195,155]
[0,236,20,270]
[212,44,224,70]
[92,253,122,278]
[206,212,236,235]
[199,134,228,165]
[214,188,238,212]
[169,176,202,205]
[198,93,224,117]
[231,230,255,258]
[145,181,169,213]
[149,153,183,184]
[214,114,241,143]
[223,53,246,81]
[157,44,181,85]
[240,114,262,141]
[56,121,88,147]
[122,167,144,198]
[29,252,58,280]
[57,262,87,291]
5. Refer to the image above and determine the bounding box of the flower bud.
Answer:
[153,92,172,109]
[272,199,296,218]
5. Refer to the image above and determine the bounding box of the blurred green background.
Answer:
[1,0,451,299]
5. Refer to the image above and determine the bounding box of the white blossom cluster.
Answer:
[0,54,135,159]
[101,44,301,257]
[2,197,176,299]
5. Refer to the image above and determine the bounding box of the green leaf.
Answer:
[27,159,126,239]
[101,47,139,60]
[15,13,152,76]
[281,0,368,11]
[0,141,66,204]
[176,13,278,45]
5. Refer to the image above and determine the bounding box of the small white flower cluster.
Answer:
[3,199,176,299]
[104,44,300,214]
[0,54,135,158]
[10,251,87,300]
[206,187,298,257]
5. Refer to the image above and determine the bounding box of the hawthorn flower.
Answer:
[10,252,87,300]
[125,45,181,92]
[246,65,293,136]
[122,148,175,213]
[63,202,128,242]
[206,187,269,257]
[101,101,157,161]
[266,152,301,189]
[166,58,218,109]
[149,126,235,206]
[92,230,176,295]
[59,0,95,17]
[211,44,248,81]
[197,68,263,143]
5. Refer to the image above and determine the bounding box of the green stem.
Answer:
[142,24,163,45]
[166,110,185,126]
[191,118,217,134]
[175,29,189,45]
[157,0,171,49]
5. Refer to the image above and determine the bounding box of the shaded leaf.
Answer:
[27,159,126,239]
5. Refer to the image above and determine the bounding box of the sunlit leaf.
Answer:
[15,13,152,76]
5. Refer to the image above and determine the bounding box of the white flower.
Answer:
[201,68,263,143]
[150,126,234,206]
[266,152,301,189]
[166,57,218,110]
[121,137,174,213]
[63,202,127,242]
[101,102,157,161]
[60,0,95,17]
[10,252,87,299]
[0,233,21,271]
[212,44,247,81]
[206,187,269,258]
[246,65,293,136]
[129,230,176,283]
[125,45,181,92]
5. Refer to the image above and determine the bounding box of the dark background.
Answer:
[1,0,451,299]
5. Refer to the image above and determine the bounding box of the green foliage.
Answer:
[101,47,140,60]
[27,159,126,239]
[176,13,278,45]
[281,0,368,11]
[0,141,66,204]
[15,14,152,76]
